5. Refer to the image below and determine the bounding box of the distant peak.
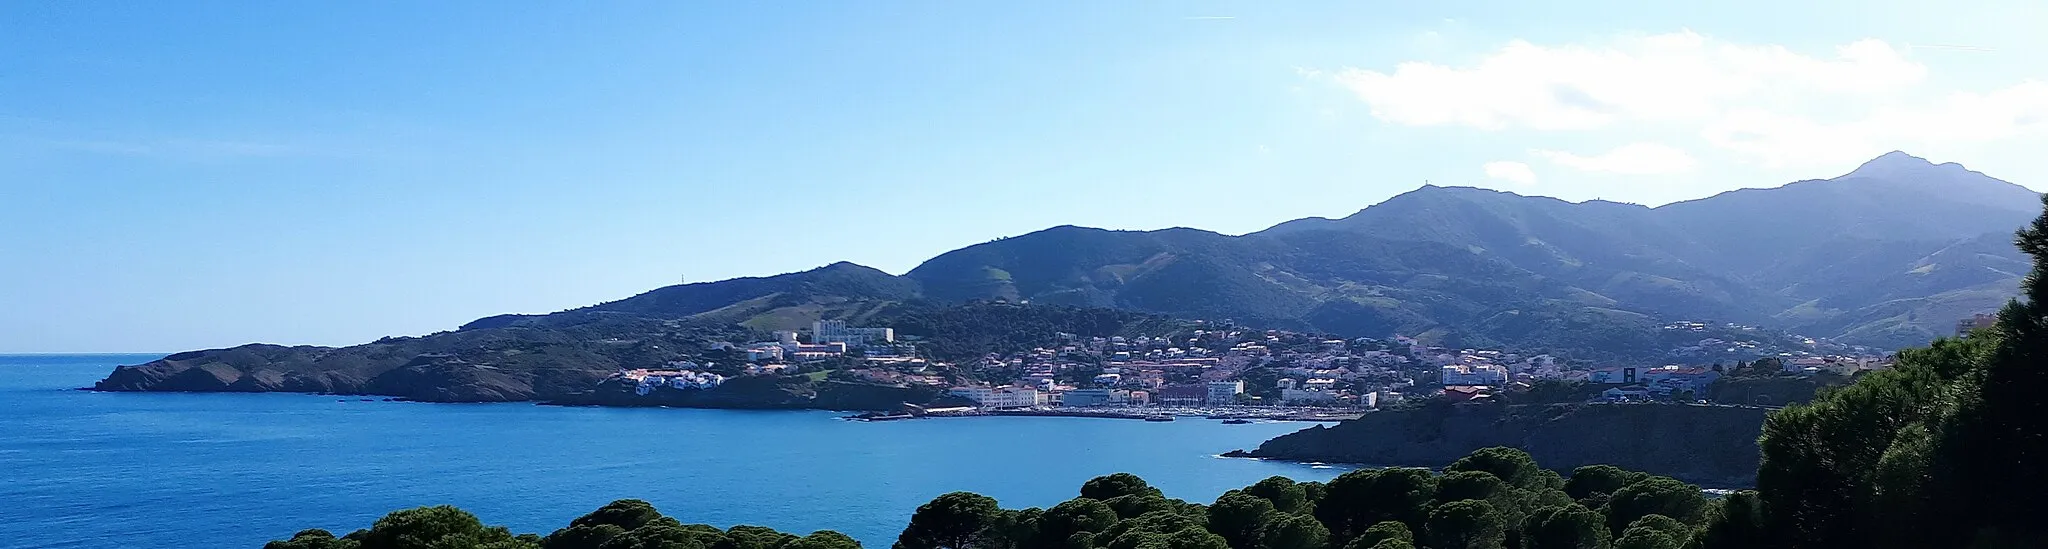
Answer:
[1842,150,1947,179]
[1876,150,1924,162]
[813,261,882,274]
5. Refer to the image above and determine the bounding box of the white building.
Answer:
[989,387,1039,408]
[812,320,895,348]
[1441,365,1508,386]
[949,386,1041,409]
[745,344,784,361]
[950,386,994,405]
[1206,380,1245,405]
[630,369,725,395]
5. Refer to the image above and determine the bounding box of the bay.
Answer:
[0,354,1345,548]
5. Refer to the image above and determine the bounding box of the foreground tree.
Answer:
[1205,492,1276,549]
[1691,491,1764,549]
[1445,447,1558,492]
[266,529,357,549]
[1316,468,1437,543]
[1258,512,1332,549]
[1245,476,1313,515]
[1080,473,1163,501]
[1520,505,1609,549]
[1562,466,1646,502]
[719,525,799,549]
[1610,528,1681,549]
[1609,515,1691,549]
[1039,499,1118,544]
[1929,195,2048,545]
[1340,522,1411,549]
[1598,478,1704,535]
[356,505,535,549]
[785,531,862,549]
[1424,500,1506,549]
[602,522,723,549]
[1754,196,2048,547]
[896,492,1002,549]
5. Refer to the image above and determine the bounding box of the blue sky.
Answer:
[5,1,2046,352]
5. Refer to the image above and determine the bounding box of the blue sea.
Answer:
[0,354,1345,548]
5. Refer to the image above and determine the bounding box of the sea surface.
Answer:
[0,354,1347,549]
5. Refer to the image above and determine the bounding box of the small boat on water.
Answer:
[1220,418,1252,425]
[1144,415,1175,422]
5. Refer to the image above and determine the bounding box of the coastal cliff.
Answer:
[96,346,952,411]
[88,314,953,410]
[1244,402,1768,486]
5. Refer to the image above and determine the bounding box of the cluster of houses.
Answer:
[621,364,726,395]
[619,314,1905,408]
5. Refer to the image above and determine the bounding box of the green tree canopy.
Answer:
[1445,447,1557,491]
[1102,495,1180,521]
[1691,491,1763,549]
[546,525,628,549]
[1610,527,1680,549]
[571,500,665,532]
[1245,476,1311,515]
[266,529,358,549]
[1257,512,1331,549]
[1599,478,1705,535]
[1100,511,1206,549]
[1339,521,1412,549]
[1080,473,1163,501]
[1315,468,1437,543]
[1039,499,1118,542]
[1434,471,1511,506]
[1204,491,1276,549]
[896,492,1002,549]
[785,531,862,549]
[1424,500,1506,549]
[598,522,718,549]
[358,505,531,549]
[977,508,1041,549]
[1562,466,1647,501]
[1162,528,1230,549]
[1520,505,1609,549]
[1618,515,1687,542]
[715,526,797,549]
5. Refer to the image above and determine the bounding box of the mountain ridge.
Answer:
[453,151,2031,352]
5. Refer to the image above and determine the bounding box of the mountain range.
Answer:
[96,151,2039,401]
[485,151,2036,353]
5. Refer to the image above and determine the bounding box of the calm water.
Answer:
[0,354,1344,548]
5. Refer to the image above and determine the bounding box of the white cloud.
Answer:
[1316,31,2048,169]
[1483,161,1537,186]
[1534,143,1697,174]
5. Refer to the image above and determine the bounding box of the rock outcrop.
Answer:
[1245,402,1769,486]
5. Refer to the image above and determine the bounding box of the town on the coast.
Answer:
[612,313,1910,420]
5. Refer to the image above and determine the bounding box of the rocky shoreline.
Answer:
[1231,401,1769,487]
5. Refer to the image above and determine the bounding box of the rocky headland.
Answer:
[1239,402,1769,486]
